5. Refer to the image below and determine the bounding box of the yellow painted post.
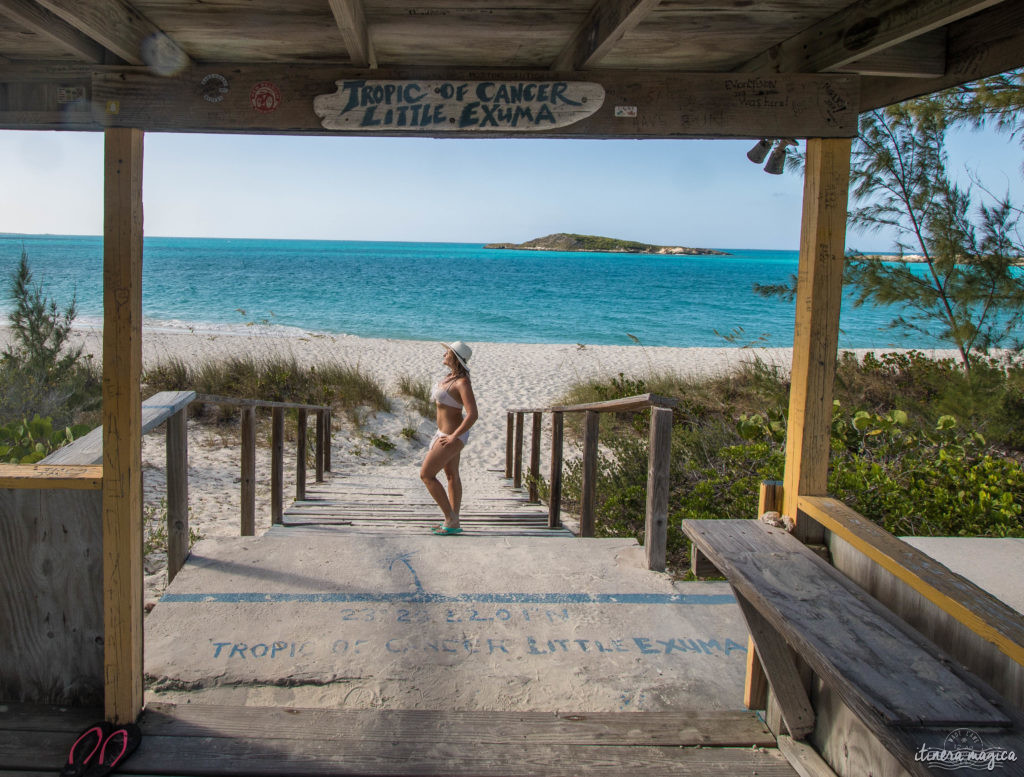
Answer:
[102,127,145,724]
[783,137,851,543]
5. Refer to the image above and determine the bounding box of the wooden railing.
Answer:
[33,390,332,582]
[505,393,678,571]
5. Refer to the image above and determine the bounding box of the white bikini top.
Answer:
[431,379,463,409]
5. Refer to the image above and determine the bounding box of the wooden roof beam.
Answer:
[737,0,1004,74]
[328,0,377,69]
[0,0,106,63]
[861,0,1024,110]
[833,29,947,78]
[32,0,191,69]
[551,0,661,72]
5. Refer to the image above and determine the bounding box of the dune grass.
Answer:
[143,354,390,422]
[397,373,434,418]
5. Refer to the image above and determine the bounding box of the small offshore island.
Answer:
[484,233,730,256]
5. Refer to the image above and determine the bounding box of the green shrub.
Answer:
[0,250,101,427]
[0,415,91,463]
[369,433,395,451]
[556,353,1024,572]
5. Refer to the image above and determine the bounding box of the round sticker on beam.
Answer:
[314,79,604,132]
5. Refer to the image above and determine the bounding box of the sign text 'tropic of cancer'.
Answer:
[314,80,605,131]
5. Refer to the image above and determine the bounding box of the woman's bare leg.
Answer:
[444,450,462,524]
[420,438,465,525]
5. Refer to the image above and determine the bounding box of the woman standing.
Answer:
[420,341,478,534]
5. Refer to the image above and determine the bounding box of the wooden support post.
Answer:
[165,409,188,583]
[783,137,851,544]
[101,126,144,724]
[644,407,672,571]
[736,594,815,740]
[744,479,785,710]
[513,412,524,489]
[296,408,307,501]
[315,409,325,483]
[580,410,599,538]
[528,412,542,503]
[548,412,564,529]
[324,409,332,473]
[505,412,514,479]
[271,407,284,526]
[240,406,256,536]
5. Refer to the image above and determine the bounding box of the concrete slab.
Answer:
[902,537,1024,615]
[145,532,749,712]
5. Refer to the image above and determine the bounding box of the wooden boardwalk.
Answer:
[281,468,574,537]
[1,703,800,776]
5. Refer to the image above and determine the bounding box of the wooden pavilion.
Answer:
[1,1,1024,775]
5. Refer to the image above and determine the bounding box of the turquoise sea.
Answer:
[0,233,934,349]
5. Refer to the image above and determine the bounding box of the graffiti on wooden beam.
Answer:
[314,79,605,131]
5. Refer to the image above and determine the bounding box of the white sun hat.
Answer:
[441,340,472,370]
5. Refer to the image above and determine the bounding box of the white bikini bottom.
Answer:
[431,428,469,448]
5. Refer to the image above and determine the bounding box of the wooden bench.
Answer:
[681,519,1023,777]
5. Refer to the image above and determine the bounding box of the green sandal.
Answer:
[431,525,463,535]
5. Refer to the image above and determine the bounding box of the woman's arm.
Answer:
[449,378,478,438]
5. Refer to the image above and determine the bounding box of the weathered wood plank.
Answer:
[0,464,102,489]
[683,520,1011,728]
[42,390,195,466]
[548,410,564,528]
[739,0,1002,73]
[837,29,947,78]
[505,412,514,478]
[798,495,1024,668]
[551,0,662,71]
[528,411,542,502]
[101,125,145,724]
[240,406,255,537]
[782,137,850,541]
[271,407,284,526]
[580,410,599,537]
[0,0,105,62]
[34,0,192,68]
[513,411,524,489]
[79,66,860,139]
[644,406,671,571]
[165,409,188,583]
[327,0,376,68]
[192,394,328,412]
[734,594,814,740]
[296,408,307,502]
[776,735,841,777]
[860,0,1024,111]
[0,489,103,705]
[0,702,776,745]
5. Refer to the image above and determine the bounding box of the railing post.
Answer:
[315,409,325,483]
[548,411,563,529]
[324,409,332,473]
[166,408,189,583]
[505,412,514,479]
[644,407,672,571]
[513,412,524,489]
[271,407,284,526]
[240,406,256,536]
[296,408,307,501]
[580,410,599,537]
[528,411,542,503]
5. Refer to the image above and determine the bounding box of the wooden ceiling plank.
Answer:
[738,0,1004,73]
[328,0,377,69]
[834,28,947,78]
[0,0,105,62]
[551,0,662,71]
[861,0,1024,110]
[32,0,191,68]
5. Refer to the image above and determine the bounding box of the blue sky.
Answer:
[0,125,1020,251]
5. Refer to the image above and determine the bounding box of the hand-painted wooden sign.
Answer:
[314,79,604,131]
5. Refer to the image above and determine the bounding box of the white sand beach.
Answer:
[1,325,953,606]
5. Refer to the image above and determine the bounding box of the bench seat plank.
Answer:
[682,519,1010,729]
